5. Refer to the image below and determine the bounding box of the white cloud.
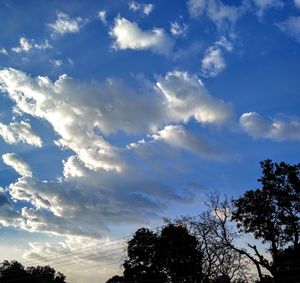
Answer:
[110,17,173,55]
[48,12,84,37]
[142,125,224,159]
[0,69,231,170]
[240,112,300,141]
[12,37,52,53]
[0,69,123,172]
[187,0,245,31]
[170,21,188,37]
[277,16,300,43]
[252,0,283,17]
[0,48,8,56]
[156,71,233,124]
[0,121,43,147]
[201,37,232,77]
[2,153,32,177]
[295,0,300,8]
[98,10,107,25]
[0,67,232,237]
[129,1,154,16]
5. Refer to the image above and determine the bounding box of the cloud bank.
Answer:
[0,67,232,237]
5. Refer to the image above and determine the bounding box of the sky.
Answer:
[0,0,300,282]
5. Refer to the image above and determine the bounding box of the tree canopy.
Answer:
[232,160,300,281]
[107,224,203,283]
[0,260,66,283]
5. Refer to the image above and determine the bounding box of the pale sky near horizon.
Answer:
[0,0,300,282]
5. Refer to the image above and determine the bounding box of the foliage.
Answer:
[107,224,203,283]
[0,260,66,283]
[232,160,300,281]
[105,275,125,283]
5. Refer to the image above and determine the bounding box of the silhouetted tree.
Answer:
[157,224,203,283]
[123,227,165,282]
[169,210,251,283]
[0,260,66,283]
[0,260,29,283]
[106,224,203,283]
[26,265,66,283]
[232,160,300,282]
[105,275,124,283]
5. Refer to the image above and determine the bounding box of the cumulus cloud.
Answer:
[201,37,232,77]
[129,1,154,16]
[277,16,300,43]
[0,67,232,237]
[156,71,232,124]
[187,0,245,31]
[110,17,173,55]
[12,37,52,53]
[48,12,84,37]
[0,121,43,147]
[0,68,231,138]
[240,112,300,141]
[2,153,32,177]
[295,0,300,8]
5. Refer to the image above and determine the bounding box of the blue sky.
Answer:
[0,0,300,282]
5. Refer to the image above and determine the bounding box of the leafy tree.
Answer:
[26,265,66,283]
[232,160,300,281]
[106,224,203,283]
[105,275,124,283]
[0,260,29,283]
[0,260,66,283]
[123,227,166,282]
[157,224,203,283]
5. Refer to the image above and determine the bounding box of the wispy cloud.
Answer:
[0,48,8,55]
[187,0,245,32]
[201,37,233,77]
[252,0,283,17]
[48,12,84,37]
[12,37,52,53]
[277,16,300,43]
[170,21,188,37]
[129,1,154,16]
[98,10,107,25]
